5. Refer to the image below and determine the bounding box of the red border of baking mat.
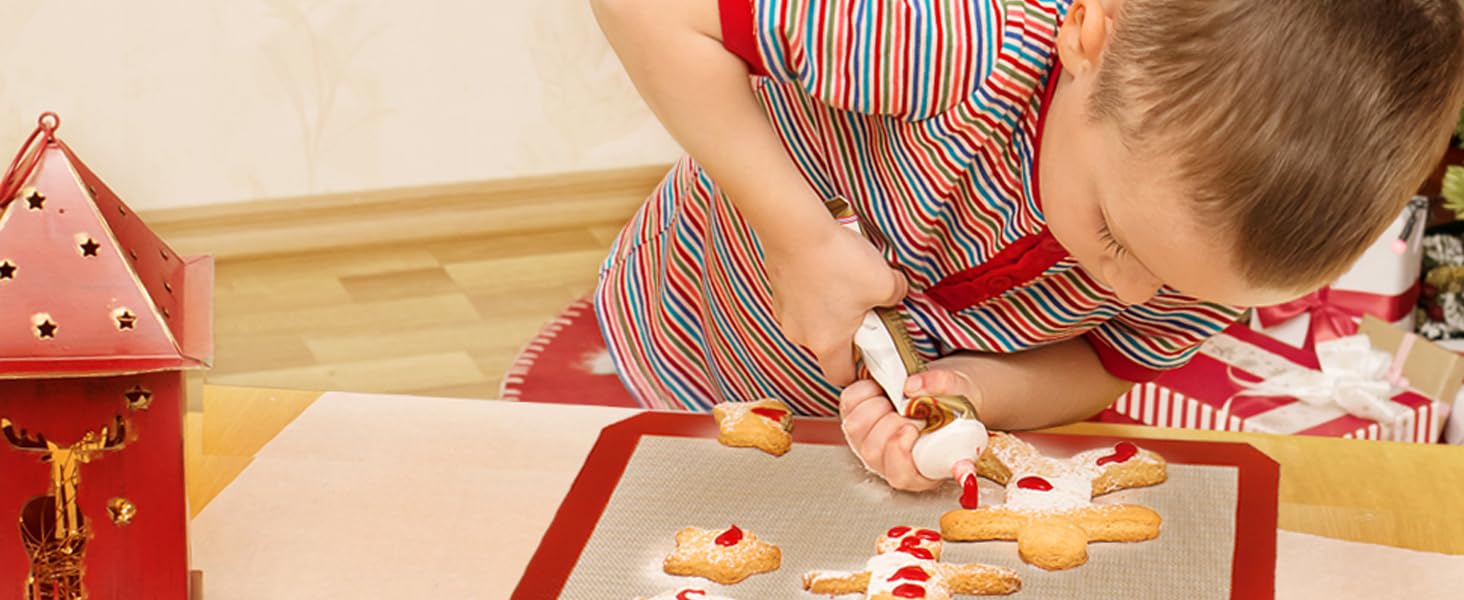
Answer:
[512,412,1280,599]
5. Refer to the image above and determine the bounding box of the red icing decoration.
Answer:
[896,542,934,560]
[887,526,912,538]
[894,533,937,559]
[1097,441,1139,466]
[1017,476,1053,491]
[960,473,980,509]
[714,525,743,547]
[676,590,706,600]
[750,406,787,421]
[888,566,931,582]
[892,583,928,598]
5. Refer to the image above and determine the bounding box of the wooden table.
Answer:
[185,384,1464,559]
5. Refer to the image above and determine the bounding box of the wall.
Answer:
[0,0,681,210]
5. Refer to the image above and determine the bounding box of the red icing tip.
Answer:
[714,525,743,546]
[1097,441,1139,466]
[913,528,941,541]
[1016,476,1053,491]
[749,406,787,421]
[887,525,912,538]
[676,590,706,600]
[959,474,980,509]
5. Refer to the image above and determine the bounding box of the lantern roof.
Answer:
[0,113,212,378]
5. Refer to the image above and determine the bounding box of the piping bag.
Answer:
[826,199,988,508]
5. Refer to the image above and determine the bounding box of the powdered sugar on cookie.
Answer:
[662,525,781,584]
[1002,474,1092,513]
[711,399,794,456]
[941,433,1168,570]
[803,526,1020,597]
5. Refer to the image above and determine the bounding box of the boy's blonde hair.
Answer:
[1092,0,1464,291]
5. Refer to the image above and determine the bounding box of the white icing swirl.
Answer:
[1002,473,1092,513]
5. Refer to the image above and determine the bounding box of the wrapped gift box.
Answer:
[1253,198,1428,351]
[1115,317,1464,443]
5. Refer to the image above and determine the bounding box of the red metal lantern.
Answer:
[0,113,211,599]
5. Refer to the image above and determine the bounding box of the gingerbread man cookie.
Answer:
[712,398,794,456]
[940,433,1166,571]
[663,525,781,584]
[634,588,738,600]
[802,525,1021,598]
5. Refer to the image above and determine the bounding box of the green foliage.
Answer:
[1444,165,1464,218]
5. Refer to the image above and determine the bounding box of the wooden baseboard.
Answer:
[141,165,669,261]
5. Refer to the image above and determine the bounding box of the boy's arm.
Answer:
[591,0,834,254]
[914,338,1136,431]
[840,337,1133,491]
[592,0,908,384]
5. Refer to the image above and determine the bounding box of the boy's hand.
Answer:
[838,380,941,491]
[902,356,985,410]
[765,225,909,386]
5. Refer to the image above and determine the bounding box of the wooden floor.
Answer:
[204,183,648,400]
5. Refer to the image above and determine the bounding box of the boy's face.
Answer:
[1040,111,1285,307]
[1040,0,1299,308]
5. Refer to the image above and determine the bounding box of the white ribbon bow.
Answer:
[1229,334,1414,426]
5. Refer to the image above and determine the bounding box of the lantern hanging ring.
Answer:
[37,112,59,138]
[0,112,61,208]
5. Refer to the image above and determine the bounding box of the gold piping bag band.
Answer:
[904,394,980,434]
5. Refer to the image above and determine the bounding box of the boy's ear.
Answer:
[1057,0,1114,76]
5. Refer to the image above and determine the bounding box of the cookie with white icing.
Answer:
[711,398,794,456]
[941,433,1166,570]
[662,525,780,584]
[802,526,1021,598]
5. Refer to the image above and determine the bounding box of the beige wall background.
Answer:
[0,0,680,210]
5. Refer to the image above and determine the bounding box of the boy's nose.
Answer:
[1105,264,1161,305]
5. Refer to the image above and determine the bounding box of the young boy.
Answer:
[590,0,1464,489]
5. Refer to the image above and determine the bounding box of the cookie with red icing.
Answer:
[634,588,738,600]
[940,433,1166,570]
[874,525,944,561]
[662,525,781,584]
[802,526,1021,598]
[711,398,795,456]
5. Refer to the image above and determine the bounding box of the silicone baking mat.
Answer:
[515,413,1279,599]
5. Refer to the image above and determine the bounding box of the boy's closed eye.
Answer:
[1097,222,1127,259]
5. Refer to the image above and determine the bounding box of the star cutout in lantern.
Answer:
[115,309,137,330]
[35,319,57,339]
[24,189,44,210]
[80,237,101,257]
[123,386,153,411]
[0,261,15,280]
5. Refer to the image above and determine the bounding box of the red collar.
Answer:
[1029,60,1062,213]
